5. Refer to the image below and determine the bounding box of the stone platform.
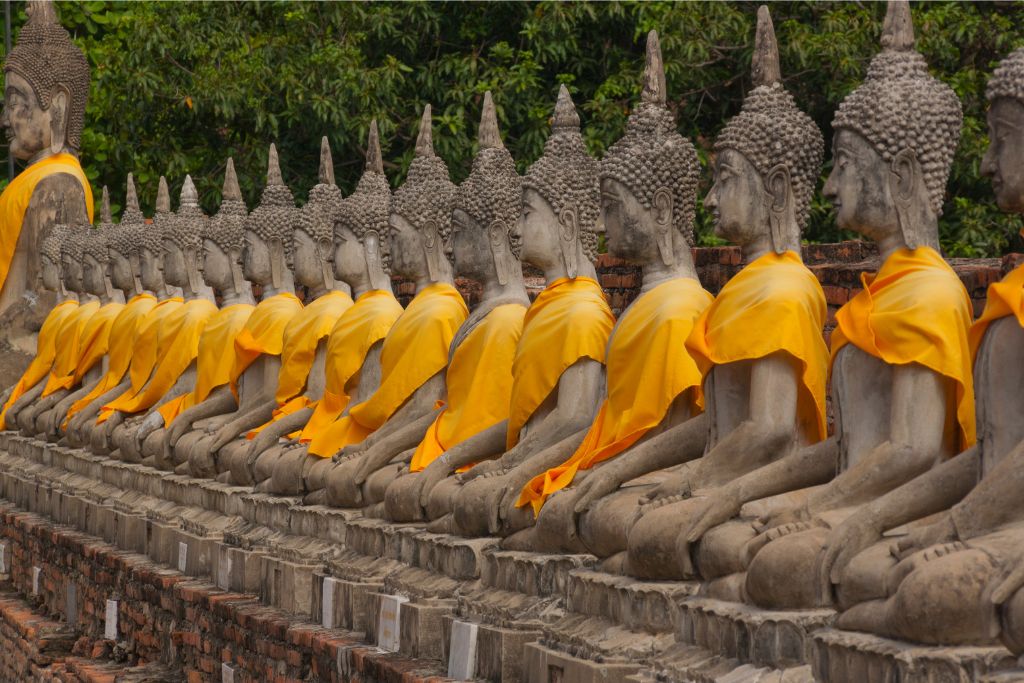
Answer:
[0,431,1020,682]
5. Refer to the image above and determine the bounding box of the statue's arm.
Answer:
[164,386,237,447]
[499,358,604,470]
[245,406,315,461]
[425,421,509,475]
[148,360,197,410]
[950,439,1024,540]
[6,382,46,421]
[351,342,383,404]
[358,372,445,448]
[807,363,947,514]
[353,408,443,484]
[208,398,278,452]
[693,352,800,488]
[66,378,130,429]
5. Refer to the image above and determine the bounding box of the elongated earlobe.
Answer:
[558,207,579,279]
[489,222,510,285]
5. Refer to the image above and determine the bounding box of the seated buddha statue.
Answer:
[812,46,1024,649]
[416,94,615,539]
[63,175,164,447]
[254,124,405,496]
[215,138,354,485]
[170,145,304,478]
[0,0,93,317]
[145,160,256,472]
[676,0,974,609]
[313,102,527,511]
[296,117,471,505]
[0,217,81,431]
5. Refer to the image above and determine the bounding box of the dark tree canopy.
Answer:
[2,1,1022,256]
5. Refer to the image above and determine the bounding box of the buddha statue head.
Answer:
[201,158,248,296]
[138,177,172,294]
[599,31,701,270]
[243,144,298,291]
[295,137,343,292]
[332,121,392,291]
[164,175,208,295]
[38,214,67,294]
[59,220,86,295]
[390,105,456,283]
[517,85,600,279]
[81,188,113,298]
[1,0,89,162]
[451,92,522,285]
[823,0,962,252]
[106,174,145,294]
[982,48,1024,214]
[706,7,823,256]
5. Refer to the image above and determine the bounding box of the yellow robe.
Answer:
[229,292,304,394]
[518,277,713,514]
[0,153,94,293]
[157,303,254,427]
[297,289,403,444]
[506,277,615,449]
[410,302,528,472]
[689,250,830,443]
[0,299,78,429]
[245,290,353,437]
[98,298,217,421]
[832,246,975,448]
[968,263,1024,359]
[41,299,99,397]
[63,293,158,423]
[307,283,468,457]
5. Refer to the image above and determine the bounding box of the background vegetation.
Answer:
[2,1,1022,256]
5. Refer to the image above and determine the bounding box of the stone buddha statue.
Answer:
[173,144,304,478]
[257,123,405,497]
[294,118,469,506]
[213,138,354,485]
[0,216,79,431]
[812,46,1024,650]
[675,0,972,609]
[499,36,715,554]
[63,175,163,447]
[101,176,219,464]
[0,0,92,321]
[418,90,615,538]
[152,159,256,473]
[306,99,526,516]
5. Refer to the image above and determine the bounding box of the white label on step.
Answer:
[376,594,408,652]
[321,577,338,629]
[0,543,6,573]
[177,542,188,572]
[217,550,232,591]
[448,619,479,680]
[104,599,118,640]
[221,662,234,683]
[31,566,40,594]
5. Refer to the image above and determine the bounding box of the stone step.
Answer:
[678,597,834,671]
[566,569,698,633]
[810,626,1018,682]
[481,548,596,598]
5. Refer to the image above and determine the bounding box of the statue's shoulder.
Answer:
[26,171,89,222]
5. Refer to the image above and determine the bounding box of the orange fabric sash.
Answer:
[229,292,304,392]
[968,263,1024,360]
[41,299,99,397]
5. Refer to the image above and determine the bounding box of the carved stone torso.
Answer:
[703,362,753,454]
[973,317,1024,476]
[832,344,957,472]
[237,355,282,411]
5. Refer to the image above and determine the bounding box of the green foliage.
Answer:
[2,1,1022,256]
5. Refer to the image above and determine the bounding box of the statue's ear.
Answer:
[269,239,285,289]
[488,221,510,286]
[48,86,70,156]
[890,148,921,249]
[228,247,247,294]
[557,207,579,279]
[653,187,675,267]
[766,163,794,255]
[185,247,203,294]
[420,220,443,282]
[363,229,383,274]
[317,237,334,290]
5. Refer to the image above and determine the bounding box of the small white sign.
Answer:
[448,620,479,680]
[177,542,188,572]
[217,551,232,591]
[221,662,234,682]
[104,599,118,640]
[376,594,409,652]
[321,577,338,629]
[0,543,6,573]
[31,566,40,595]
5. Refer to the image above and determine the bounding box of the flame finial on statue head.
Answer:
[415,104,435,157]
[752,6,782,88]
[479,92,504,150]
[223,158,242,202]
[366,120,384,173]
[319,137,335,185]
[156,176,170,214]
[100,186,111,224]
[641,30,667,105]
[881,0,915,52]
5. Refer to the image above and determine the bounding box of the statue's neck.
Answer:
[412,267,454,295]
[480,272,528,304]
[26,146,75,166]
[220,287,255,307]
[55,288,77,304]
[259,267,295,299]
[181,281,217,303]
[639,247,699,293]
[536,242,597,286]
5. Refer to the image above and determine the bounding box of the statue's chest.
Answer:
[832,345,894,471]
[974,317,1024,476]
[237,355,281,409]
[704,360,753,452]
